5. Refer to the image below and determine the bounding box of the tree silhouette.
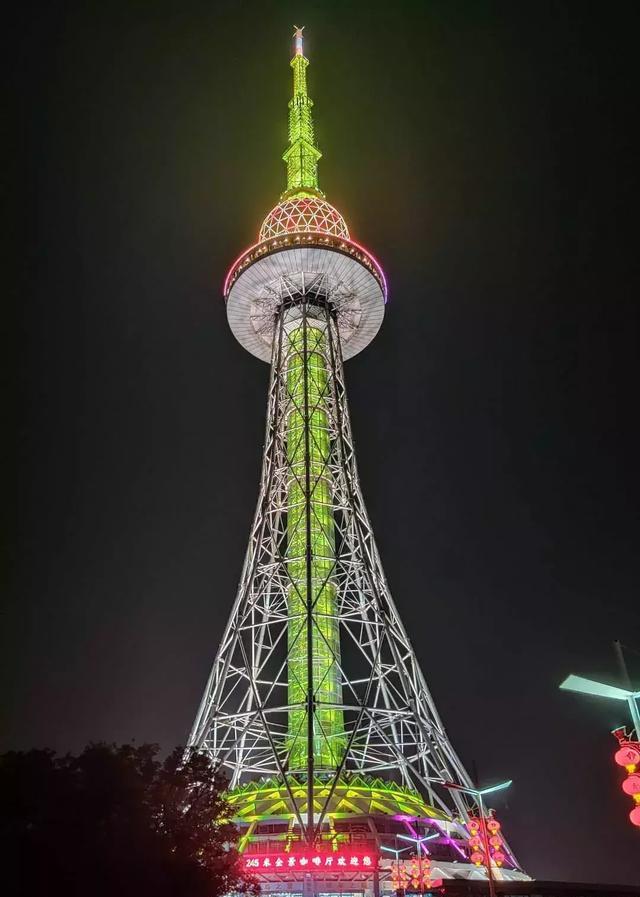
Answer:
[1,743,259,897]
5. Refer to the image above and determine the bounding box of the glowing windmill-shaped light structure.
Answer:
[188,28,529,890]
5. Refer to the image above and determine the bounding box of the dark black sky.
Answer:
[6,0,640,885]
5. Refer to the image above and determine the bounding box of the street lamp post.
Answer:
[381,843,408,896]
[442,779,512,897]
[397,834,438,894]
[382,833,439,896]
[559,673,640,736]
[560,670,640,829]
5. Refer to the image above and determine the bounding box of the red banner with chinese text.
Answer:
[243,849,378,874]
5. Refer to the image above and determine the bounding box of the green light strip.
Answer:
[282,43,322,199]
[286,323,345,770]
[227,775,450,825]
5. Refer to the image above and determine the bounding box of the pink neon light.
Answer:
[432,820,467,859]
[222,236,388,302]
[223,240,262,296]
[243,849,378,874]
[345,236,389,301]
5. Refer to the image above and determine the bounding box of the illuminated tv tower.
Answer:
[188,27,529,890]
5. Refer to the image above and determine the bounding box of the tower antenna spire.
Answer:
[282,24,323,199]
[293,24,304,55]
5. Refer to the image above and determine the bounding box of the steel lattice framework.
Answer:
[260,198,350,242]
[187,25,526,878]
[189,272,475,836]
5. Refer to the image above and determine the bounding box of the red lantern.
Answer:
[615,745,640,769]
[630,805,640,827]
[469,814,509,866]
[622,774,640,797]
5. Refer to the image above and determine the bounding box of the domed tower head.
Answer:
[224,27,387,362]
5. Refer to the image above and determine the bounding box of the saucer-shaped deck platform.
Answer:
[224,233,387,363]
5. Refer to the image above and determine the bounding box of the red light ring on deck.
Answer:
[223,233,388,302]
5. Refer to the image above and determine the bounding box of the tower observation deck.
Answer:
[188,27,530,892]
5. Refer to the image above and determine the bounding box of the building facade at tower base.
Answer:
[230,777,531,891]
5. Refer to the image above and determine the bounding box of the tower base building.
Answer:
[188,27,530,892]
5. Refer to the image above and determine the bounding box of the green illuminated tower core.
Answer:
[281,30,346,770]
[286,322,345,770]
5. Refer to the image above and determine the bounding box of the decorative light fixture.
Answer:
[613,727,640,827]
[561,671,640,830]
[466,816,505,868]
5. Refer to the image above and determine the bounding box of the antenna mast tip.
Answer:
[293,25,305,56]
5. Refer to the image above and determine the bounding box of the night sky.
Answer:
[7,0,640,885]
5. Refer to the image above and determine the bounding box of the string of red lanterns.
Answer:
[467,815,506,868]
[409,856,431,890]
[389,853,441,893]
[613,727,640,827]
[390,863,409,893]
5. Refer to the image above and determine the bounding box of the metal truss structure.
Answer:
[188,273,475,838]
[260,198,350,242]
[187,26,526,879]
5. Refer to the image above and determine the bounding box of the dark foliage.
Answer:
[0,743,259,897]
